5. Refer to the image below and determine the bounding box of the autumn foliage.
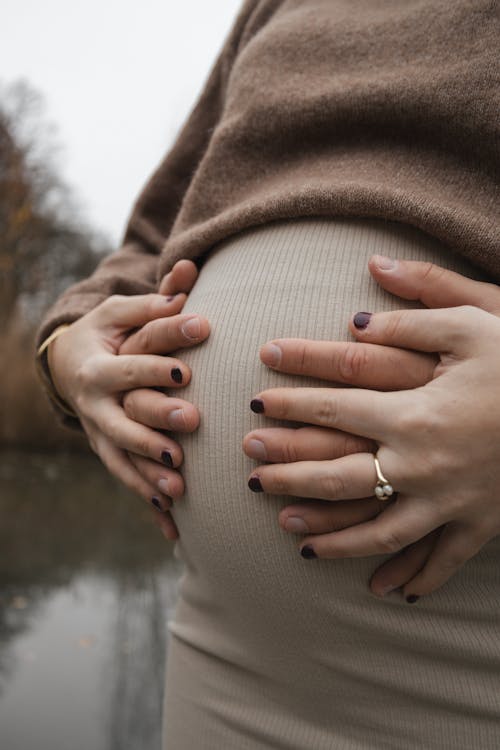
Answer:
[0,81,111,447]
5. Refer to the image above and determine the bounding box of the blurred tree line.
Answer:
[0,79,110,324]
[0,80,112,447]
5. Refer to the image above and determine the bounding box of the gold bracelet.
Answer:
[36,324,79,419]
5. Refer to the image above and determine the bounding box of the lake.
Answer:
[0,450,183,750]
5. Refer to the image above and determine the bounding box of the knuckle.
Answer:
[137,323,155,353]
[297,343,309,373]
[121,360,137,388]
[419,262,447,288]
[122,391,137,420]
[101,294,124,313]
[146,293,161,315]
[106,417,122,445]
[393,399,435,437]
[318,470,346,499]
[376,528,405,554]
[282,439,299,463]
[74,392,89,416]
[274,394,291,420]
[134,435,151,458]
[312,396,340,427]
[437,551,467,573]
[337,343,368,382]
[271,468,291,494]
[75,359,98,391]
[384,311,410,342]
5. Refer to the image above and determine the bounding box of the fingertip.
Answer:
[244,436,268,461]
[369,255,399,273]
[260,342,282,368]
[199,316,211,338]
[369,575,398,598]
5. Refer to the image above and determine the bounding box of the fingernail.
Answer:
[171,367,183,384]
[373,254,397,270]
[250,398,265,414]
[152,496,169,513]
[247,438,267,460]
[158,478,170,496]
[300,545,317,559]
[168,409,185,430]
[379,584,398,597]
[248,475,263,492]
[161,450,174,468]
[406,594,419,604]
[261,343,282,368]
[353,311,372,330]
[165,294,176,302]
[284,517,309,533]
[181,317,201,339]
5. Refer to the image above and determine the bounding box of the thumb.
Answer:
[368,256,500,314]
[159,259,198,295]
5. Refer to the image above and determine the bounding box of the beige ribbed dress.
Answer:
[162,219,500,749]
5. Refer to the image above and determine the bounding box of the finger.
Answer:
[248,453,379,501]
[99,353,193,391]
[92,400,182,467]
[348,306,494,355]
[260,338,436,390]
[402,522,487,599]
[128,452,185,498]
[278,496,383,535]
[243,426,375,463]
[251,387,394,441]
[95,432,172,510]
[369,256,500,314]
[151,507,180,540]
[369,529,441,597]
[159,259,199,295]
[298,499,441,559]
[93,293,184,329]
[123,389,200,432]
[119,313,210,356]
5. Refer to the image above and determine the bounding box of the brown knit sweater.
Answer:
[38,0,499,348]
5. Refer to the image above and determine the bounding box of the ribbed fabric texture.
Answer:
[162,219,500,749]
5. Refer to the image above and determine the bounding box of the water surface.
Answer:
[0,450,182,750]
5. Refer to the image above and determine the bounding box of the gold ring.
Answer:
[373,456,394,501]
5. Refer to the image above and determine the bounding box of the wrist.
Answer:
[36,325,78,418]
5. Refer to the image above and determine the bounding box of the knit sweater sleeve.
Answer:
[36,0,259,348]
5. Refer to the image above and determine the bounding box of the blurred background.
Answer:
[0,2,239,747]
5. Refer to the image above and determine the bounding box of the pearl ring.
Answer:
[373,455,395,501]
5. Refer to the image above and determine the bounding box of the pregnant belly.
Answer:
[167,218,489,660]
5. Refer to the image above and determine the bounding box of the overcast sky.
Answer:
[1,0,241,245]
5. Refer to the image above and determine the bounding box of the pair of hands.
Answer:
[49,255,500,601]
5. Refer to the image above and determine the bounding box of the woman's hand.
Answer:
[48,260,209,539]
[244,258,500,598]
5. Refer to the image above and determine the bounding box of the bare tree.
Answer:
[0,80,111,324]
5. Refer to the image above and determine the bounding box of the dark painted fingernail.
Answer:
[406,594,419,604]
[250,398,265,414]
[353,312,372,330]
[248,475,263,492]
[166,294,176,302]
[300,545,317,559]
[161,450,174,468]
[171,367,183,384]
[152,496,167,512]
